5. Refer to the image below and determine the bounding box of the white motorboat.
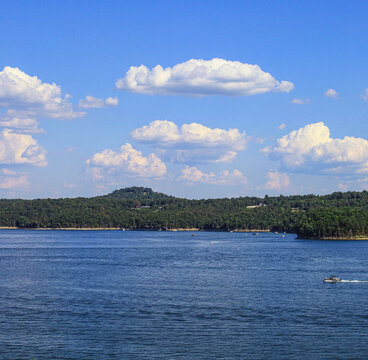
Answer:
[323,275,341,283]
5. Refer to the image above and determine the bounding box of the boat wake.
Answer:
[340,280,368,283]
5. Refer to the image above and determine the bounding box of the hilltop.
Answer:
[101,186,175,200]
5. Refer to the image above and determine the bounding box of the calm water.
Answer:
[0,230,368,359]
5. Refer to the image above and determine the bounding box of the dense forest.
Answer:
[1,186,368,239]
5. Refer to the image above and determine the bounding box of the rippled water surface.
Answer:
[1,230,368,359]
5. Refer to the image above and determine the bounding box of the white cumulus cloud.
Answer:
[0,129,46,166]
[265,171,290,190]
[87,142,166,178]
[324,88,339,99]
[179,166,247,185]
[0,66,84,134]
[263,122,368,175]
[0,66,83,119]
[0,112,44,134]
[78,95,119,108]
[116,58,294,97]
[131,120,246,164]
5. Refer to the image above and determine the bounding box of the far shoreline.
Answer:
[298,235,368,241]
[0,226,271,232]
[1,227,368,240]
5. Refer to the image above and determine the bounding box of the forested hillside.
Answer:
[0,187,368,238]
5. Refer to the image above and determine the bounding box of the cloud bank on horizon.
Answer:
[116,58,294,97]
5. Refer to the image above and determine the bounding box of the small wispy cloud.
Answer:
[291,98,311,105]
[324,88,339,99]
[361,88,368,102]
[0,169,29,189]
[78,96,118,109]
[178,166,247,185]
[278,123,286,130]
[265,171,290,190]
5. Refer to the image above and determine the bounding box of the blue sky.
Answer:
[0,0,368,199]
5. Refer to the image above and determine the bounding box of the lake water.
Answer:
[0,230,368,359]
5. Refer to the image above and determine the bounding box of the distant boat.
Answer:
[323,275,341,283]
[252,233,258,236]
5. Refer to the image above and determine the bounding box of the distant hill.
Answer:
[102,186,175,200]
[0,187,367,238]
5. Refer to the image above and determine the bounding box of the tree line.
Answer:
[0,187,368,238]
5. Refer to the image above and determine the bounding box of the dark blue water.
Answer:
[1,230,368,359]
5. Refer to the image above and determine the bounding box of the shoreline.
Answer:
[298,235,368,241]
[320,236,368,241]
[233,229,270,233]
[0,227,123,231]
[1,227,366,240]
[0,226,271,232]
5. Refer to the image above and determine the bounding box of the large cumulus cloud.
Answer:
[116,58,294,97]
[131,120,246,164]
[0,66,85,135]
[263,122,368,175]
[0,129,46,166]
[87,143,166,179]
[0,66,83,120]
